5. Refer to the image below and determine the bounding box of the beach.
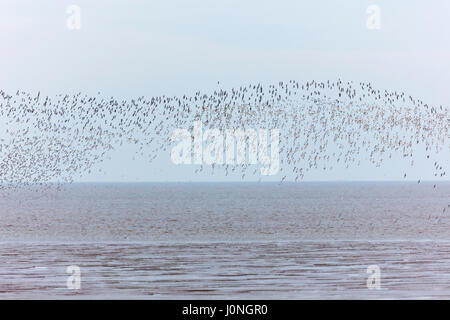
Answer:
[0,182,449,299]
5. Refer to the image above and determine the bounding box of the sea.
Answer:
[0,182,449,299]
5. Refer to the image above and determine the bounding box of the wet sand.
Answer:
[2,240,450,299]
[1,182,449,299]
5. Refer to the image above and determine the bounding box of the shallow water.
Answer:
[0,182,449,299]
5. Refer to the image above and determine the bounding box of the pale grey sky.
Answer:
[1,0,449,182]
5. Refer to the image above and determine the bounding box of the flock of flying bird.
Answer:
[0,79,448,212]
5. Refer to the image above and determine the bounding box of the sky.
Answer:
[0,0,449,182]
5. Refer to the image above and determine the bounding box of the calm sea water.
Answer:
[0,182,449,299]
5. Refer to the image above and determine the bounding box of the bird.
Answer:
[0,79,447,217]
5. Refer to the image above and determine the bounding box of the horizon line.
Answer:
[7,180,449,184]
